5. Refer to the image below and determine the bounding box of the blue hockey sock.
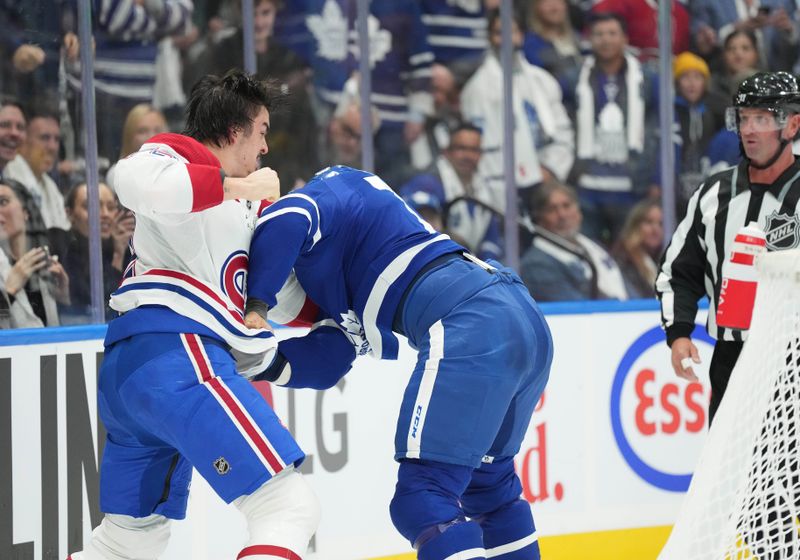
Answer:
[476,499,540,559]
[417,519,486,560]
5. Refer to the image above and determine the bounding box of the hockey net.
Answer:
[659,249,800,560]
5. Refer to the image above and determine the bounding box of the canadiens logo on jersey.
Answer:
[221,250,249,314]
[764,211,800,250]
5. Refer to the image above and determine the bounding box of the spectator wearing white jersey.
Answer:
[462,9,574,212]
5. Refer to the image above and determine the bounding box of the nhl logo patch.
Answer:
[764,211,800,250]
[213,457,231,475]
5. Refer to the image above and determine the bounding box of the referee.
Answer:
[657,71,800,424]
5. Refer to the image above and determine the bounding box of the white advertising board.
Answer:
[1,308,714,559]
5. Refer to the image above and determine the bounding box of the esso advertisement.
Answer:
[611,325,715,492]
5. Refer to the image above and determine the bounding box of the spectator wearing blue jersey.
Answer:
[562,11,659,244]
[419,0,487,81]
[247,165,553,560]
[401,123,504,261]
[296,0,435,187]
[63,0,193,160]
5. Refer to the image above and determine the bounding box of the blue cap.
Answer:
[404,190,443,213]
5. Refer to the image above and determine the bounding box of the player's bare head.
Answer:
[183,69,278,147]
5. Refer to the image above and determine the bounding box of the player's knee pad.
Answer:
[234,466,320,556]
[461,456,523,517]
[82,513,171,560]
[389,459,473,545]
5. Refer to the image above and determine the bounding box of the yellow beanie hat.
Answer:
[673,52,710,81]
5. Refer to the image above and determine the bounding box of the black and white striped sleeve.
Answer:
[656,186,708,346]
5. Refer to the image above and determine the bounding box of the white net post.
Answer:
[660,249,800,560]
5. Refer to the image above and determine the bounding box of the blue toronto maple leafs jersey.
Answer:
[420,0,487,64]
[275,0,433,125]
[248,166,464,360]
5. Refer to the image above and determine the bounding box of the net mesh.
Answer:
[660,250,800,560]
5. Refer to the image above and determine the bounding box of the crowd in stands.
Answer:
[0,0,798,327]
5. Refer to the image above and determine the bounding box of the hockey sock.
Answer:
[475,499,539,559]
[67,513,171,560]
[416,519,486,560]
[234,466,320,558]
[460,458,539,559]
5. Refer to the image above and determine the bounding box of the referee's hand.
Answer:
[671,337,701,382]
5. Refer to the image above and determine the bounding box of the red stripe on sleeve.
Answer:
[186,164,225,212]
[284,297,319,328]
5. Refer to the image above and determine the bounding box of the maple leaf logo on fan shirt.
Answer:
[348,14,391,68]
[307,0,349,61]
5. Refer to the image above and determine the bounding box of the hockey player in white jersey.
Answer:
[66,70,319,560]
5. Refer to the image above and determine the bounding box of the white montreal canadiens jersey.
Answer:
[108,134,308,373]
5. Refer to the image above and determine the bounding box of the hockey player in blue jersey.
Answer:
[247,166,553,560]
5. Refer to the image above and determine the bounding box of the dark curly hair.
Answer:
[183,69,281,147]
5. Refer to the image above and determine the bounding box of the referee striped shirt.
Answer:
[657,158,800,343]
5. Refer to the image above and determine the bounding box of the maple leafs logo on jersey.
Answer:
[764,211,800,250]
[350,15,391,68]
[307,0,349,61]
[339,310,371,356]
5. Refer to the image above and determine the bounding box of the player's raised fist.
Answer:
[245,166,280,202]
